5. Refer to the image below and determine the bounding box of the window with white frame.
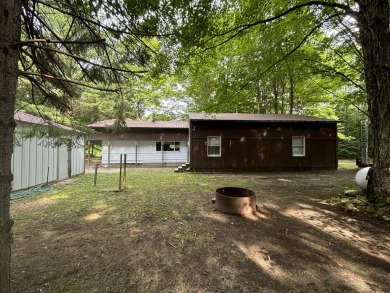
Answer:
[156,142,180,152]
[207,136,221,157]
[292,136,305,156]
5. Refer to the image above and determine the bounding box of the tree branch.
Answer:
[19,71,120,92]
[20,47,74,95]
[21,6,99,84]
[205,1,354,45]
[259,13,345,76]
[33,0,175,38]
[22,43,147,75]
[13,38,106,46]
[209,12,345,109]
[333,49,362,74]
[22,74,70,110]
[310,79,368,116]
[304,57,366,91]
[334,14,364,61]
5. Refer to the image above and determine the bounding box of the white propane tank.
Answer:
[355,167,371,189]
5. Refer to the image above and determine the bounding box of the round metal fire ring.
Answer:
[215,187,256,216]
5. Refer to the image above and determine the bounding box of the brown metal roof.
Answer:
[14,111,73,130]
[88,119,189,129]
[188,112,340,123]
[89,113,338,130]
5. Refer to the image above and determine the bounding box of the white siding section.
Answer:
[101,140,188,164]
[47,142,57,182]
[71,138,85,176]
[11,124,85,191]
[138,141,161,164]
[58,146,68,180]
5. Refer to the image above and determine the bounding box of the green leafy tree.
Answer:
[0,0,168,291]
[173,1,389,203]
[337,105,370,159]
[179,2,364,117]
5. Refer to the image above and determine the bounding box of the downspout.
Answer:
[107,140,111,167]
[189,121,192,166]
[56,143,59,180]
[87,140,90,167]
[67,139,72,178]
[83,138,86,174]
[161,141,164,166]
[135,141,138,166]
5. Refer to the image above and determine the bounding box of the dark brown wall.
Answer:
[189,121,338,171]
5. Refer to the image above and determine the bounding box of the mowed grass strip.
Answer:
[11,168,246,231]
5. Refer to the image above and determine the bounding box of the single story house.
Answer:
[88,113,339,171]
[12,112,85,191]
[188,112,339,171]
[87,120,189,165]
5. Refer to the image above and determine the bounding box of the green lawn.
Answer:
[11,166,390,293]
[338,159,358,170]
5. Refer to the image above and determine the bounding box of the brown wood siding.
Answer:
[190,121,338,171]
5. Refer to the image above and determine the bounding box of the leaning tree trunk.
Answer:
[358,0,390,201]
[0,0,22,292]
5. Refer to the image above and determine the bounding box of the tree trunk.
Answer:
[255,80,267,113]
[0,1,22,292]
[289,75,294,114]
[272,80,279,114]
[136,101,142,120]
[358,0,390,200]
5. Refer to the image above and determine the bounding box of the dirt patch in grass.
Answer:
[11,167,390,293]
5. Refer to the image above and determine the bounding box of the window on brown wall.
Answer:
[292,136,305,156]
[207,136,221,157]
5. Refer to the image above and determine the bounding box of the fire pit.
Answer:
[214,187,256,216]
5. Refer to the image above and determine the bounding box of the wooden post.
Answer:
[87,140,91,167]
[93,164,98,186]
[187,140,190,163]
[119,154,122,191]
[161,141,164,167]
[107,141,111,167]
[122,154,127,189]
[67,146,72,178]
[135,141,138,166]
